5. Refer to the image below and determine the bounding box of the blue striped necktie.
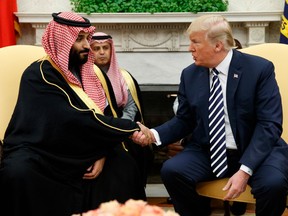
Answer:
[209,68,228,178]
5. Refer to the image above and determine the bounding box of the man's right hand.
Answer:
[131,122,155,146]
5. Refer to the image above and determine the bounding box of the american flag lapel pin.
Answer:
[233,73,238,79]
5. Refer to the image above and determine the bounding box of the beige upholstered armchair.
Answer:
[196,43,288,215]
[0,45,46,162]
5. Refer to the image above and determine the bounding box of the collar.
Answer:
[211,49,233,76]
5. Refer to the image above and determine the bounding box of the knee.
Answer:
[252,173,288,197]
[160,158,184,184]
[160,158,181,184]
[1,157,33,183]
[267,176,287,196]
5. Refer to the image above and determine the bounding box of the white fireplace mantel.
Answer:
[16,11,282,23]
[15,11,282,85]
[16,11,282,48]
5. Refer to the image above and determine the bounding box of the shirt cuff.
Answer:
[240,164,253,176]
[151,129,162,146]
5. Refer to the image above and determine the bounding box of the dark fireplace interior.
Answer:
[140,84,179,184]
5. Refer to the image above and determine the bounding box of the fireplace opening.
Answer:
[140,84,179,184]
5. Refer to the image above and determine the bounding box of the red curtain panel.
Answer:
[0,0,21,48]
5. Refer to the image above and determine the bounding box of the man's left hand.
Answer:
[83,157,106,180]
[223,169,250,200]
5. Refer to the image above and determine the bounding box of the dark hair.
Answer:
[234,38,242,49]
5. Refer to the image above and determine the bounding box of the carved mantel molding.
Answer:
[16,11,282,49]
[16,11,282,23]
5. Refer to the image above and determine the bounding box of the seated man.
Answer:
[132,14,288,216]
[0,12,142,216]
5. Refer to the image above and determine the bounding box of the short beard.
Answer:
[69,49,89,68]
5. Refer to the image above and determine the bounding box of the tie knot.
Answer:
[212,68,219,76]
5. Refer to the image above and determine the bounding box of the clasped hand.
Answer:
[131,122,155,146]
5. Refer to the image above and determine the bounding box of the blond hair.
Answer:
[187,14,235,50]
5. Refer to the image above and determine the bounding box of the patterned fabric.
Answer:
[209,68,227,178]
[91,32,128,108]
[42,12,106,111]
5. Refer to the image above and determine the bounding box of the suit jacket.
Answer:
[155,49,288,174]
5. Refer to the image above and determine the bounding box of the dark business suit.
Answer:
[156,49,288,216]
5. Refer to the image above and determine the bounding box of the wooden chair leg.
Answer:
[223,201,231,216]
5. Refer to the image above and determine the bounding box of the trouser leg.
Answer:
[250,165,288,216]
[160,147,214,216]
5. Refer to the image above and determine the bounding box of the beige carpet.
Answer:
[148,198,288,216]
[161,206,256,216]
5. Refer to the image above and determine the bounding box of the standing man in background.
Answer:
[85,32,153,209]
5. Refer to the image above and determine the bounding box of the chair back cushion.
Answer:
[0,45,46,140]
[241,43,288,142]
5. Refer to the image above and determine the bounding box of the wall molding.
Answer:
[16,11,282,23]
[16,11,282,48]
[15,11,282,84]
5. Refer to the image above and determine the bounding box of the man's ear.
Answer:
[215,41,223,52]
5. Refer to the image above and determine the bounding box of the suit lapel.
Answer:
[196,67,210,134]
[198,67,210,101]
[226,50,243,141]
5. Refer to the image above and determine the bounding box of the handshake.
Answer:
[131,122,156,146]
